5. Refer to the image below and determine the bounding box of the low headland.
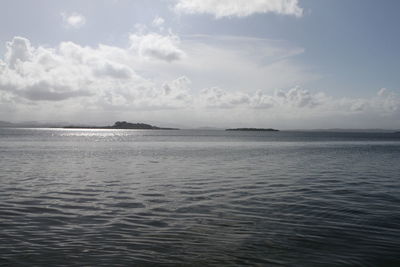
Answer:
[226,128,279,132]
[64,121,179,130]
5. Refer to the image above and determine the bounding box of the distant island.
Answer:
[226,128,279,132]
[64,121,179,130]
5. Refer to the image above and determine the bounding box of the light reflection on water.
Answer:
[1,128,400,266]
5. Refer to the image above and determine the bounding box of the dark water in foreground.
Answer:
[1,128,400,266]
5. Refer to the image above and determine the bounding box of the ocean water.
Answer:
[1,128,400,266]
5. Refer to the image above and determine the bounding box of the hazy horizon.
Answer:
[1,118,400,132]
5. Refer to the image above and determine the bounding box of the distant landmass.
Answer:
[0,121,68,128]
[226,128,279,132]
[0,121,15,127]
[64,121,179,130]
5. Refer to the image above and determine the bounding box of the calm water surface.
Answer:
[1,128,400,266]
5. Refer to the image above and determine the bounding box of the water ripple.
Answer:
[1,128,400,265]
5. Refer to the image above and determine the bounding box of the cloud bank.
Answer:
[174,0,303,18]
[0,36,189,108]
[0,35,399,128]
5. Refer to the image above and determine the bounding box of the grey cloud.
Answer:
[276,87,323,108]
[144,48,183,62]
[250,91,275,109]
[93,61,133,79]
[17,82,92,101]
[350,100,367,112]
[129,33,185,62]
[5,37,33,69]
[199,87,250,108]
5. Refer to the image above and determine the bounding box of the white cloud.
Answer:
[0,37,138,102]
[198,86,325,109]
[0,35,319,109]
[1,36,399,129]
[374,88,400,114]
[132,76,192,109]
[129,32,185,62]
[174,0,303,18]
[61,12,86,28]
[195,85,400,128]
[0,36,188,108]
[152,16,165,28]
[275,87,325,108]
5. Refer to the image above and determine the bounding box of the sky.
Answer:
[0,0,400,129]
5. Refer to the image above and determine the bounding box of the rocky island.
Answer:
[226,128,279,132]
[64,121,179,130]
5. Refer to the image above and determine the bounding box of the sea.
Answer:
[1,128,400,266]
